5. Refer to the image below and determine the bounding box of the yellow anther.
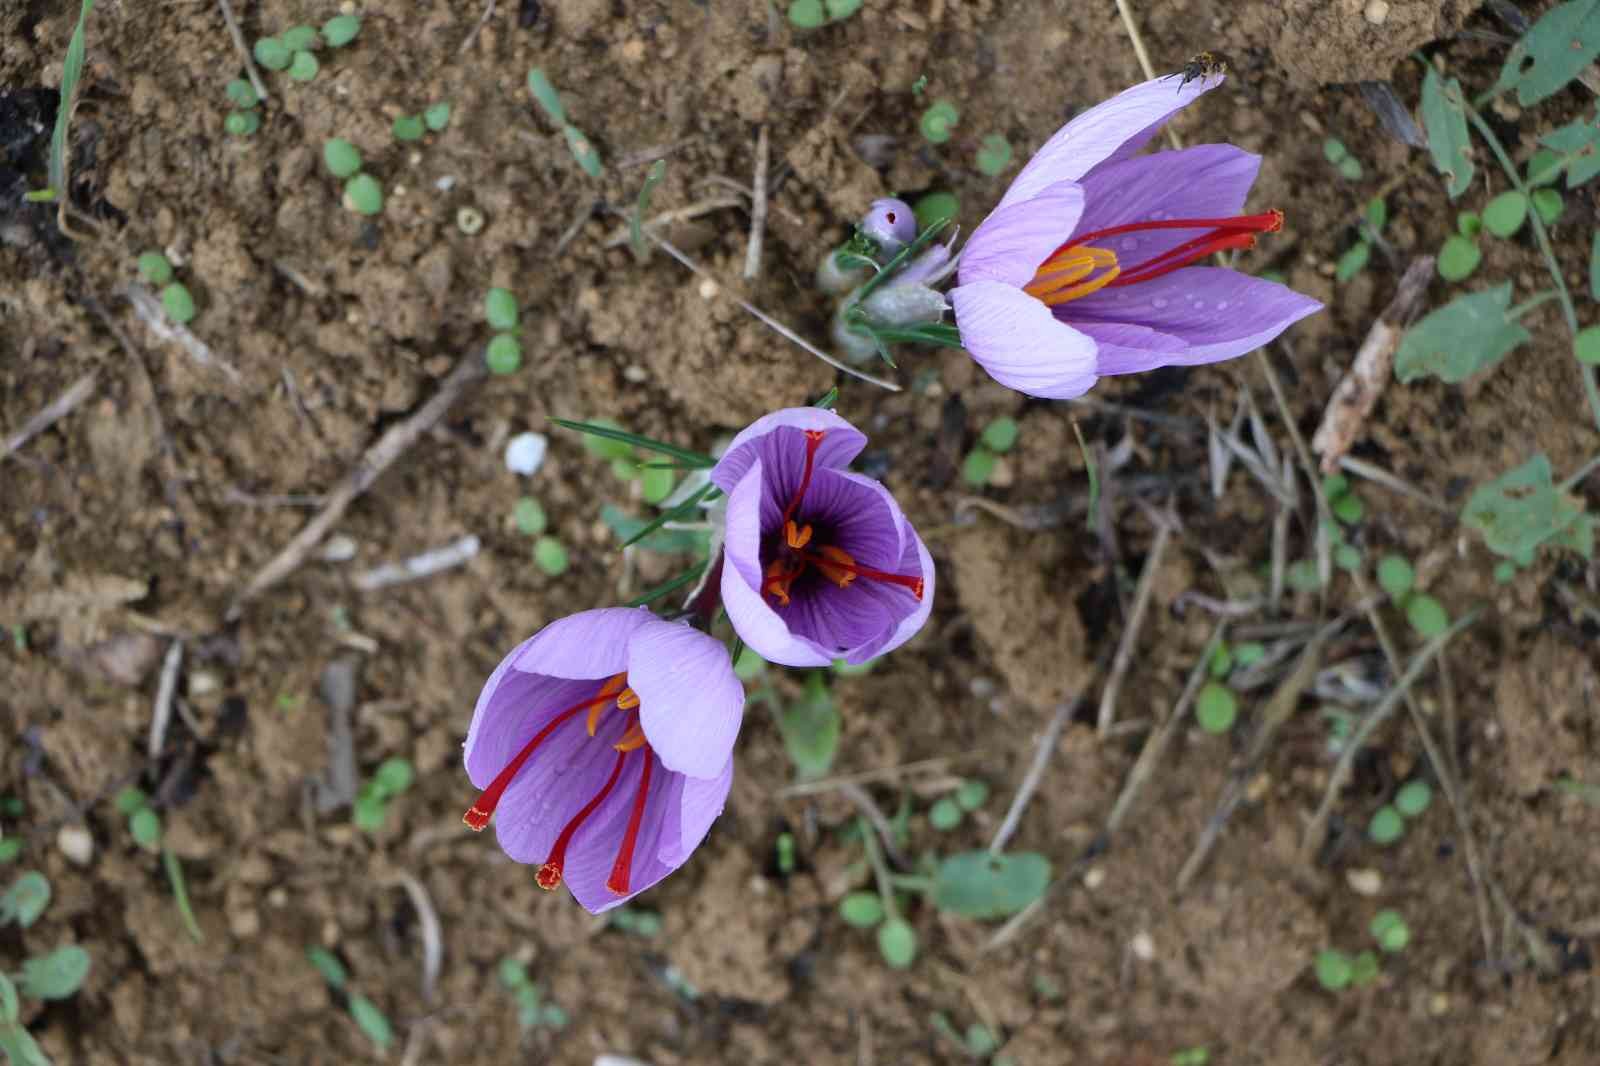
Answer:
[615,687,640,710]
[784,520,813,549]
[613,723,648,752]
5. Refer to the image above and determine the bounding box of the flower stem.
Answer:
[1507,290,1559,320]
[856,816,900,920]
[1462,103,1600,433]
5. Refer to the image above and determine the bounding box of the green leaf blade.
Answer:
[1395,284,1531,385]
[1420,68,1474,199]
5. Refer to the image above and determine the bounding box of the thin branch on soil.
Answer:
[1097,514,1175,737]
[616,137,698,170]
[1300,610,1481,864]
[1102,625,1226,837]
[1070,394,1204,433]
[216,0,269,105]
[840,782,908,869]
[1311,257,1435,473]
[351,534,481,592]
[774,752,992,798]
[632,223,903,391]
[458,0,496,54]
[989,692,1083,854]
[554,197,599,256]
[383,870,444,1003]
[224,488,327,509]
[124,284,243,385]
[1176,618,1340,894]
[1172,592,1265,619]
[742,124,770,281]
[147,638,184,761]
[229,355,487,619]
[1,371,96,460]
[600,198,743,249]
[855,814,899,920]
[1256,345,1338,595]
[1338,455,1451,513]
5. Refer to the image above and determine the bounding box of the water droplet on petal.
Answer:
[1122,236,1139,250]
[1152,297,1169,309]
[1216,301,1228,310]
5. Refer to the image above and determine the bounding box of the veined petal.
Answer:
[1067,267,1323,365]
[959,181,1085,288]
[629,620,744,779]
[998,73,1222,211]
[710,407,866,497]
[849,522,935,664]
[799,468,906,572]
[951,280,1099,399]
[1072,144,1261,267]
[512,607,654,680]
[1070,320,1188,377]
[720,462,833,667]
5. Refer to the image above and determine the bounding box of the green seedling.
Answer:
[639,465,677,505]
[353,758,414,833]
[323,139,361,178]
[287,50,318,82]
[776,672,840,780]
[253,37,291,71]
[929,797,962,830]
[424,102,451,131]
[1195,682,1238,734]
[343,174,383,215]
[1368,805,1404,845]
[1322,137,1364,181]
[25,0,94,203]
[224,110,260,136]
[1404,594,1450,637]
[607,907,663,937]
[281,25,319,51]
[775,831,797,875]
[1376,554,1415,599]
[497,957,570,1031]
[322,15,361,47]
[486,333,522,374]
[225,79,258,108]
[1394,779,1433,818]
[1314,948,1354,990]
[787,0,825,27]
[513,497,547,536]
[1482,190,1528,237]
[734,646,767,681]
[629,158,667,262]
[1436,233,1481,281]
[0,871,91,1064]
[962,448,998,486]
[980,417,1018,453]
[527,68,603,177]
[1370,909,1411,952]
[136,251,172,285]
[161,283,196,324]
[912,191,959,233]
[392,114,424,142]
[976,133,1013,176]
[533,536,569,575]
[840,892,885,928]
[920,100,960,144]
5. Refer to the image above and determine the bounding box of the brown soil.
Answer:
[4,1,1598,1065]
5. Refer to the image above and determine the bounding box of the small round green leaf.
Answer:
[1370,909,1410,952]
[1405,593,1449,638]
[1322,473,1350,497]
[288,50,319,83]
[1368,805,1404,845]
[424,101,452,131]
[1394,779,1432,818]
[129,808,162,852]
[1532,187,1564,225]
[920,100,960,144]
[1332,491,1365,525]
[876,917,917,969]
[1314,948,1353,991]
[534,537,569,575]
[955,779,989,811]
[513,497,547,536]
[373,758,414,796]
[323,138,362,178]
[1335,241,1371,283]
[224,110,261,137]
[824,0,863,17]
[912,191,959,232]
[353,794,387,833]
[1349,949,1381,985]
[975,133,1013,176]
[1574,325,1600,366]
[961,448,997,486]
[1437,235,1481,281]
[980,417,1019,453]
[1365,196,1388,231]
[1456,211,1482,238]
[1376,555,1415,600]
[485,287,519,331]
[928,797,962,830]
[161,283,196,324]
[1233,642,1266,667]
[392,114,425,142]
[1195,682,1238,734]
[322,15,362,47]
[1334,543,1362,571]
[1337,156,1364,181]
[0,839,21,864]
[281,25,319,51]
[225,79,258,108]
[639,465,677,505]
[253,37,291,70]
[136,252,173,285]
[20,945,90,1000]
[1,872,51,927]
[1322,138,1348,165]
[787,0,826,28]
[486,333,523,374]
[1482,190,1528,238]
[497,956,530,989]
[343,173,383,215]
[839,892,885,928]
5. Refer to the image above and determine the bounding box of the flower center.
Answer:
[462,671,654,896]
[762,430,924,607]
[1022,210,1284,307]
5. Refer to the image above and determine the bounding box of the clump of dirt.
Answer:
[1240,0,1484,84]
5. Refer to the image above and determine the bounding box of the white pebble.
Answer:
[1130,931,1155,961]
[319,534,358,562]
[57,824,94,866]
[1083,866,1105,890]
[435,175,457,192]
[1364,0,1389,24]
[505,432,549,476]
[1346,867,1383,896]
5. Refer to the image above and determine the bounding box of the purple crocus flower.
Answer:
[951,72,1323,399]
[462,607,743,913]
[712,408,933,668]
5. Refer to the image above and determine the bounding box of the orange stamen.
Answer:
[463,676,626,831]
[613,722,648,752]
[606,751,654,896]
[800,545,924,600]
[780,430,827,528]
[584,674,630,737]
[536,749,627,891]
[784,519,813,549]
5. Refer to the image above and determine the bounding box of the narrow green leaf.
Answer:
[45,0,96,196]
[625,561,707,608]
[1335,241,1371,282]
[347,993,395,1049]
[526,68,568,123]
[20,946,90,1000]
[548,418,715,468]
[1395,284,1530,384]
[1420,67,1473,199]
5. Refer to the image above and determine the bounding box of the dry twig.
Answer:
[383,870,444,1003]
[458,0,497,53]
[230,355,487,618]
[2,372,96,460]
[352,535,481,591]
[743,125,770,280]
[148,639,184,761]
[124,284,243,384]
[216,0,269,105]
[990,693,1083,854]
[1097,515,1175,737]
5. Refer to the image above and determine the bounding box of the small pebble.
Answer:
[319,534,358,562]
[1130,931,1155,961]
[188,669,221,701]
[57,824,94,866]
[1363,0,1389,25]
[1083,866,1105,890]
[1346,867,1383,896]
[505,432,549,476]
[697,278,719,300]
[622,365,649,383]
[435,175,457,192]
[1430,993,1450,1016]
[456,206,485,235]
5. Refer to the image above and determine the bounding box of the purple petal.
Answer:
[853,523,935,663]
[710,408,866,498]
[862,198,916,251]
[1071,320,1187,376]
[958,181,1085,289]
[512,607,654,680]
[895,241,955,288]
[659,755,734,865]
[798,468,906,573]
[720,462,834,667]
[998,74,1222,212]
[1072,145,1261,269]
[951,280,1100,399]
[463,663,602,790]
[629,619,744,779]
[1067,267,1323,365]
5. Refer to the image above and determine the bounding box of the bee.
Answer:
[1170,50,1231,92]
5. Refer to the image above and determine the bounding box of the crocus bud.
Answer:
[860,198,916,254]
[860,282,948,328]
[816,245,871,295]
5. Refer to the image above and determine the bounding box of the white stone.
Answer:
[57,824,94,866]
[1363,0,1389,25]
[504,432,549,476]
[1130,931,1155,961]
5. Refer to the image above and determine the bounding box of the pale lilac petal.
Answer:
[1072,145,1261,268]
[462,633,538,774]
[512,607,653,680]
[710,408,865,497]
[659,755,734,865]
[951,280,1099,399]
[463,668,600,789]
[896,241,954,287]
[560,749,670,913]
[958,181,1085,288]
[629,620,744,779]
[1068,267,1323,365]
[998,74,1221,211]
[1071,320,1187,376]
[720,462,833,667]
[852,524,935,663]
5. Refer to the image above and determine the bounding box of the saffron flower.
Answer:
[462,608,744,913]
[713,407,933,668]
[950,72,1322,399]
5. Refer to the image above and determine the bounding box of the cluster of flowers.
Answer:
[462,72,1319,912]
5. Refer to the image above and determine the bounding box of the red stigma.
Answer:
[1035,209,1285,295]
[537,749,628,891]
[802,547,925,600]
[780,430,827,528]
[605,750,654,896]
